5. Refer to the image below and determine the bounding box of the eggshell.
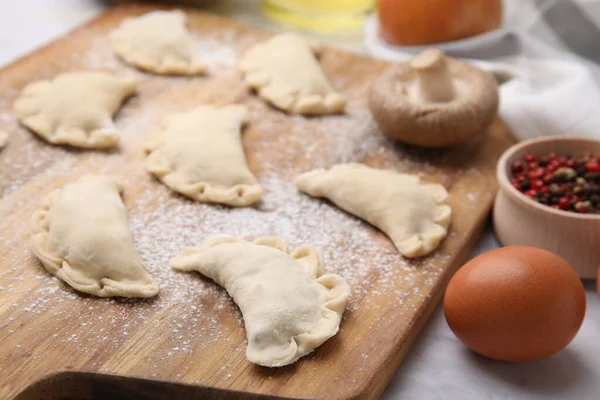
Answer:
[444,246,586,362]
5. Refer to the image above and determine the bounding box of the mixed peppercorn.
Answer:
[510,152,600,214]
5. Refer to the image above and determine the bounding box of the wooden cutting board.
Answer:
[0,5,515,400]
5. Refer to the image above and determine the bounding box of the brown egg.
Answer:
[444,246,586,362]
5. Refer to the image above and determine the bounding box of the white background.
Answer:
[1,1,599,399]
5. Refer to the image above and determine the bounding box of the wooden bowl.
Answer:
[494,136,600,279]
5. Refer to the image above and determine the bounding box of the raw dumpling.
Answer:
[145,105,263,207]
[171,236,350,367]
[240,33,345,115]
[14,72,138,148]
[110,10,204,75]
[296,164,452,258]
[31,175,158,298]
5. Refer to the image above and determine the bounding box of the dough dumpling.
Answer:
[296,163,452,258]
[145,105,263,207]
[240,33,345,115]
[171,236,350,367]
[14,72,138,148]
[110,10,204,75]
[31,175,158,298]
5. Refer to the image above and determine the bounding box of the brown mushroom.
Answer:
[369,49,499,148]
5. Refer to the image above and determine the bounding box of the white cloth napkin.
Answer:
[364,0,600,142]
[496,57,600,140]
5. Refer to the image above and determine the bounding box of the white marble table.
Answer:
[1,1,599,399]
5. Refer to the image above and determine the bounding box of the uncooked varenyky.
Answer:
[13,72,138,149]
[171,235,350,367]
[145,105,263,207]
[296,163,452,258]
[31,175,158,298]
[240,33,345,115]
[110,10,205,75]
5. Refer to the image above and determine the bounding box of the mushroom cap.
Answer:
[369,54,499,148]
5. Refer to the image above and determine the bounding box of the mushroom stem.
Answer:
[410,49,456,103]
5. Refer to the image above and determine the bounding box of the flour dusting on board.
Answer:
[0,13,490,379]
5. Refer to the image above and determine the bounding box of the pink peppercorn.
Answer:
[547,160,560,172]
[525,189,537,198]
[586,161,600,173]
[511,161,524,172]
[558,197,570,210]
[531,179,544,190]
[509,152,600,214]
